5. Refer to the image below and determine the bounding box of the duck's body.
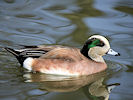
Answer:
[5,35,120,76]
[26,47,107,75]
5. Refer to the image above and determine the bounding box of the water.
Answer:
[0,0,133,100]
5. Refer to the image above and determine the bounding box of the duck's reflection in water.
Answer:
[23,70,120,100]
[83,78,120,100]
[23,70,106,92]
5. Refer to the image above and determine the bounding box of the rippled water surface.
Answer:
[0,0,133,100]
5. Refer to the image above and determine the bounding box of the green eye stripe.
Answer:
[88,39,100,48]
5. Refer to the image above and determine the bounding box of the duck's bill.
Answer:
[107,49,120,56]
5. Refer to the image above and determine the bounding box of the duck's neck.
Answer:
[80,47,105,63]
[80,47,92,60]
[88,49,105,63]
[89,55,105,62]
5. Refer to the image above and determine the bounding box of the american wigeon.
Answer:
[5,35,120,76]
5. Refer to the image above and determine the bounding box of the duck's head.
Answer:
[81,35,120,62]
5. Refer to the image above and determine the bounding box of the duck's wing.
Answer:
[20,45,81,62]
[4,45,67,65]
[17,45,72,58]
[39,47,82,62]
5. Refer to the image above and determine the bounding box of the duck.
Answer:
[4,35,120,76]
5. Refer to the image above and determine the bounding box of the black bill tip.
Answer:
[115,53,120,56]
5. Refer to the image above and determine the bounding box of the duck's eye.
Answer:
[96,41,104,47]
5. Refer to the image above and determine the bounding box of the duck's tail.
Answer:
[4,47,27,66]
[4,47,47,66]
